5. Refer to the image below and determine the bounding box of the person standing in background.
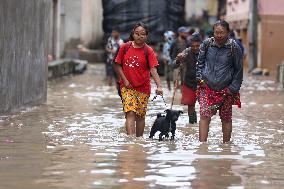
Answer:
[105,28,124,86]
[162,31,175,90]
[170,26,189,89]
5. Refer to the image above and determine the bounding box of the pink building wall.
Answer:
[258,0,284,16]
[226,0,284,21]
[226,0,284,72]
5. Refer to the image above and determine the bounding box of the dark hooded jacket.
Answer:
[196,37,243,93]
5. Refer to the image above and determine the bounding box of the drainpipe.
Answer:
[248,0,258,72]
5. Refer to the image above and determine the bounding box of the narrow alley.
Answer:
[0,64,283,189]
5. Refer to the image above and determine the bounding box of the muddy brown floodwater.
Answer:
[0,64,283,189]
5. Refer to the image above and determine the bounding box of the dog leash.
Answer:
[152,51,186,109]
[151,94,167,107]
[151,59,183,109]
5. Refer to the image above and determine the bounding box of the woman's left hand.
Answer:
[156,86,163,96]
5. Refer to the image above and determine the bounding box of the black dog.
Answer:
[149,109,183,141]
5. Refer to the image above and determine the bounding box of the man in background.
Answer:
[105,28,124,86]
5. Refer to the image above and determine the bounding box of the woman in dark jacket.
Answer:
[196,20,243,143]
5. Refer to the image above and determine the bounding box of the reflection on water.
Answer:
[0,65,283,189]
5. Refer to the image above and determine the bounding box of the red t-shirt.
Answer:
[115,42,158,95]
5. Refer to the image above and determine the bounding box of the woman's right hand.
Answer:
[156,86,163,96]
[124,80,132,89]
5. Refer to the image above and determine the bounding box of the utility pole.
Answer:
[248,0,258,72]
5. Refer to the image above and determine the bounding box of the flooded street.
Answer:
[0,64,283,189]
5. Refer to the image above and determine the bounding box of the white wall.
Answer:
[81,0,104,48]
[60,0,82,51]
[185,0,208,21]
[226,0,249,21]
[185,0,218,20]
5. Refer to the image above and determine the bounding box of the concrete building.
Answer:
[226,0,284,73]
[49,0,103,59]
[48,0,228,61]
[81,0,104,49]
[49,0,225,60]
[0,0,50,114]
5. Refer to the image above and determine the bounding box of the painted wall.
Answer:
[226,0,249,21]
[185,0,218,18]
[60,0,82,50]
[0,0,50,114]
[185,0,208,20]
[81,0,104,48]
[226,0,284,21]
[258,15,284,71]
[226,0,284,72]
[185,0,218,21]
[258,0,284,16]
[258,2,284,69]
[49,0,104,56]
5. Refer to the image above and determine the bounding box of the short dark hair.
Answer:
[129,22,149,41]
[112,27,120,32]
[189,28,195,35]
[213,20,230,32]
[132,22,149,35]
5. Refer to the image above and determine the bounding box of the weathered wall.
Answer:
[226,0,249,22]
[185,0,218,23]
[225,0,284,72]
[0,0,50,114]
[258,15,284,71]
[60,0,82,52]
[80,0,104,48]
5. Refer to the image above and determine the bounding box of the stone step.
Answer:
[79,49,105,63]
[48,59,88,79]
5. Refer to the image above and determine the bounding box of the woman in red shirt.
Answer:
[114,22,163,137]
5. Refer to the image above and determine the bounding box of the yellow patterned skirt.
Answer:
[120,87,150,117]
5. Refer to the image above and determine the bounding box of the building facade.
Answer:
[185,0,219,24]
[226,0,284,72]
[49,0,103,59]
